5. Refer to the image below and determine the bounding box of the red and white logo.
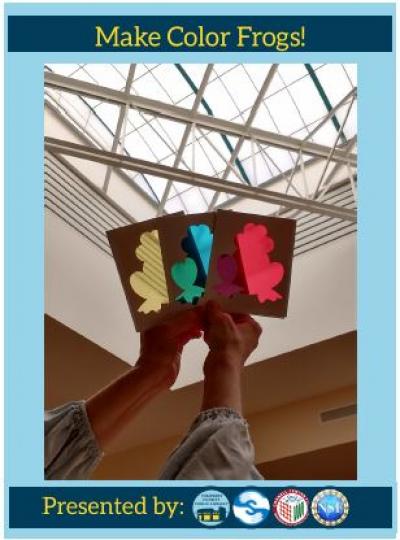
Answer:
[273,489,309,526]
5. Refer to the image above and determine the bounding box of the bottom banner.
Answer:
[9,486,392,529]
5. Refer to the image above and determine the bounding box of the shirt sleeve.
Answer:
[159,407,263,480]
[45,401,103,480]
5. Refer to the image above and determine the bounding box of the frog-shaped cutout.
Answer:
[214,254,243,297]
[171,257,204,304]
[129,230,169,314]
[181,224,213,287]
[171,223,213,304]
[235,223,284,302]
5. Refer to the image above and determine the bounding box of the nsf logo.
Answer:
[233,490,270,526]
[312,489,349,527]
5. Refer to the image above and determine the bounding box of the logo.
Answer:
[192,490,230,527]
[233,490,270,526]
[273,489,309,526]
[311,489,349,527]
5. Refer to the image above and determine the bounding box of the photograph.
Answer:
[44,62,357,481]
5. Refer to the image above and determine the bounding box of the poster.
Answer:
[4,2,396,539]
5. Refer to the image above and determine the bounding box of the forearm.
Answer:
[202,351,243,414]
[86,360,168,452]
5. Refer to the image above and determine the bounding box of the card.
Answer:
[107,214,178,332]
[107,213,215,331]
[204,210,296,318]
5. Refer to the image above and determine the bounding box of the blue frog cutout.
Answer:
[171,224,214,304]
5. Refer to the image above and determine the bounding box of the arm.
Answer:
[45,309,202,480]
[86,309,202,452]
[159,302,264,480]
[202,301,262,414]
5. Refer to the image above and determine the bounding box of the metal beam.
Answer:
[157,64,214,215]
[45,137,357,222]
[312,94,356,199]
[174,63,250,185]
[209,64,279,210]
[45,72,357,167]
[305,64,347,145]
[317,136,357,202]
[103,63,136,192]
[283,87,357,198]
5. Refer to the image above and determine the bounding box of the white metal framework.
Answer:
[44,63,357,222]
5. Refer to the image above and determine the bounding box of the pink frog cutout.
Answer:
[235,223,284,302]
[213,254,243,297]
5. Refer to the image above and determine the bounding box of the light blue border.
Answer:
[4,2,396,538]
[4,2,396,15]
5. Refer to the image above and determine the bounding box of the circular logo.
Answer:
[273,489,309,526]
[311,489,349,527]
[233,490,270,526]
[192,490,230,527]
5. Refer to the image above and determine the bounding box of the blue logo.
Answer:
[311,489,349,527]
[233,490,270,526]
[192,490,230,527]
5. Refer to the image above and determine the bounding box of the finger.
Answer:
[231,312,252,324]
[241,316,262,337]
[166,309,202,336]
[171,309,201,327]
[232,312,260,327]
[178,329,202,346]
[248,316,262,335]
[207,302,233,328]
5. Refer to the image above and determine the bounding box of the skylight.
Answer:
[44,63,357,215]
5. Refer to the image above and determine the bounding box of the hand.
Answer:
[136,309,202,388]
[203,301,262,371]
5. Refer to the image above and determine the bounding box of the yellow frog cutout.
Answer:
[129,230,169,313]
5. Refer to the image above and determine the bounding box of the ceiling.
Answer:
[44,63,357,219]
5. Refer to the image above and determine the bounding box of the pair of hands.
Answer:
[136,301,262,389]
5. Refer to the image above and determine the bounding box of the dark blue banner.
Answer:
[8,16,392,52]
[9,486,392,529]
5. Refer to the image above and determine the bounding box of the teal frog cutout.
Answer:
[171,223,213,304]
[171,258,205,303]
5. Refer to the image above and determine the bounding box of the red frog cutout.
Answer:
[235,223,284,302]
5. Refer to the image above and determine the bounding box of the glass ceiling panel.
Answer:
[133,174,168,200]
[304,119,338,147]
[201,76,246,121]
[278,63,309,84]
[124,110,187,165]
[45,63,357,215]
[132,64,196,107]
[178,63,210,88]
[288,76,327,125]
[165,193,187,214]
[80,64,128,90]
[180,187,209,213]
[315,64,354,105]
[241,64,274,91]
